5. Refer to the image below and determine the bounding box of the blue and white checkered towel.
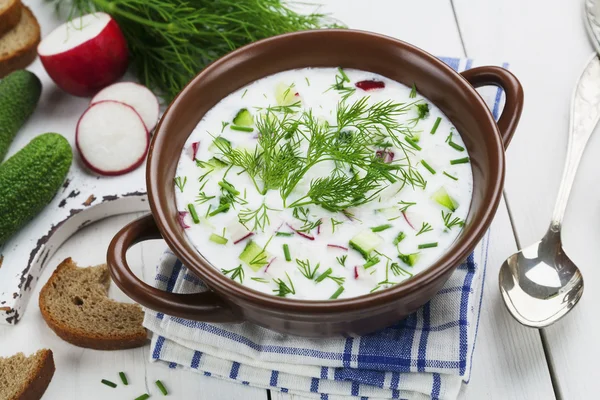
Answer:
[143,57,505,400]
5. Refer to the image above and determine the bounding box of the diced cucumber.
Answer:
[239,241,269,271]
[210,233,228,245]
[208,136,231,153]
[196,157,227,170]
[275,82,298,106]
[398,252,420,266]
[431,187,458,211]
[349,229,383,259]
[233,108,253,127]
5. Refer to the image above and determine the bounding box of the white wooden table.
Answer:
[2,0,598,398]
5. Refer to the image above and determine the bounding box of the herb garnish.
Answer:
[442,210,465,230]
[420,160,436,175]
[415,222,433,236]
[296,258,320,279]
[174,176,187,192]
[328,67,355,101]
[221,264,245,283]
[330,286,345,299]
[409,83,417,98]
[283,244,291,261]
[238,203,278,232]
[273,273,295,297]
[187,203,200,224]
[398,200,416,212]
[430,117,442,134]
[336,255,347,267]
[418,242,438,249]
[450,157,470,165]
[331,218,344,233]
[443,171,458,181]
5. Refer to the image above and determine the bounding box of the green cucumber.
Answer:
[239,240,269,271]
[431,187,458,211]
[0,133,72,244]
[233,108,253,127]
[208,136,231,152]
[0,70,42,161]
[349,229,383,259]
[209,233,228,245]
[275,82,298,106]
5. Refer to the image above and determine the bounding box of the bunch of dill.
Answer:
[54,0,342,101]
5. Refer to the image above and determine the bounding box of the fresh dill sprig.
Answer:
[221,264,245,284]
[391,262,413,277]
[328,67,355,101]
[174,176,187,192]
[336,255,347,267]
[238,203,278,232]
[221,121,230,133]
[442,210,465,230]
[331,218,344,233]
[273,273,295,297]
[296,259,320,280]
[415,222,433,236]
[398,200,416,212]
[292,207,322,233]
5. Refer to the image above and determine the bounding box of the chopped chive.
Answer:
[315,268,332,283]
[363,256,380,269]
[208,203,230,216]
[156,380,168,396]
[230,125,254,132]
[219,181,239,195]
[445,132,452,143]
[276,232,293,237]
[283,244,291,261]
[420,160,436,175]
[134,394,150,400]
[101,379,117,388]
[393,232,406,245]
[418,242,438,249]
[430,117,442,134]
[209,233,228,244]
[448,141,465,152]
[371,224,392,232]
[242,88,248,98]
[119,372,128,385]
[187,203,200,224]
[450,157,470,165]
[443,171,458,181]
[251,277,269,283]
[405,137,421,150]
[330,286,345,299]
[409,83,417,98]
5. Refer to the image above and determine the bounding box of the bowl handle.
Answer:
[107,214,242,322]
[460,66,524,148]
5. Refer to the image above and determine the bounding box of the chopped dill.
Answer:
[442,210,465,230]
[273,273,295,297]
[174,176,187,192]
[331,218,344,233]
[296,259,320,280]
[238,203,278,232]
[221,264,245,284]
[415,222,433,236]
[336,255,347,267]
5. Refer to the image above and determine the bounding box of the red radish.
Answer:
[402,211,415,230]
[317,220,322,235]
[91,82,160,131]
[233,232,254,245]
[265,258,276,272]
[355,80,385,91]
[76,101,149,175]
[354,266,359,279]
[327,244,349,251]
[38,13,129,97]
[178,212,190,229]
[191,141,201,161]
[286,223,315,241]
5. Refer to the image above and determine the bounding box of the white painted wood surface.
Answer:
[5,0,595,398]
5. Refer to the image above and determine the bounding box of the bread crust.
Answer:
[39,258,148,351]
[0,0,22,36]
[0,6,41,78]
[12,350,55,400]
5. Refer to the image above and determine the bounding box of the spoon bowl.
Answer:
[499,230,584,328]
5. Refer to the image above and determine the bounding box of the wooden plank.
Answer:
[0,214,267,400]
[452,0,599,398]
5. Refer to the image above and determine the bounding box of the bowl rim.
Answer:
[147,28,505,312]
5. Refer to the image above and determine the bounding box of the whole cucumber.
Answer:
[0,133,72,244]
[0,70,42,162]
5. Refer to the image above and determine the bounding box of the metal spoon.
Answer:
[497,54,600,328]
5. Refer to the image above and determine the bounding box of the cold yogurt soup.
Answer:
[174,67,473,300]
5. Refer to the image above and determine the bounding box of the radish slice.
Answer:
[76,100,149,176]
[327,244,349,251]
[91,82,160,131]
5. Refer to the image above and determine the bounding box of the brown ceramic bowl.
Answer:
[107,29,523,337]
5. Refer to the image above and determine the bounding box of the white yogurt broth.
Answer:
[174,67,473,300]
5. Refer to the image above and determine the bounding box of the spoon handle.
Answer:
[550,54,600,231]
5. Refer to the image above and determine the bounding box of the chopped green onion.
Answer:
[430,117,442,134]
[156,380,168,396]
[363,257,380,269]
[448,141,465,152]
[443,171,458,181]
[393,232,406,245]
[134,394,150,400]
[276,232,293,237]
[101,379,117,388]
[405,137,421,151]
[119,372,128,385]
[315,268,332,283]
[230,125,253,132]
[418,242,438,249]
[409,83,417,98]
[208,204,230,216]
[420,160,436,175]
[187,203,200,224]
[371,224,392,232]
[330,286,345,299]
[209,233,228,244]
[450,157,470,165]
[219,181,240,196]
[283,244,291,261]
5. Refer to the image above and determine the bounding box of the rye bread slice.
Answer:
[0,5,40,78]
[39,258,147,350]
[0,0,22,36]
[0,349,55,400]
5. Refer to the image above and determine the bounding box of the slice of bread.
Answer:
[39,258,147,350]
[0,349,55,400]
[0,0,22,36]
[0,6,40,78]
